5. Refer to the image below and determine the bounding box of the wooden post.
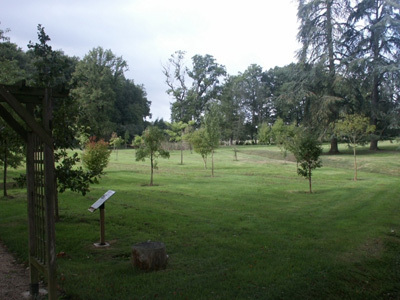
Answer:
[43,88,57,300]
[100,204,106,245]
[88,190,115,247]
[26,105,40,299]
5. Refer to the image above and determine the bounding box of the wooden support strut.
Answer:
[0,85,53,147]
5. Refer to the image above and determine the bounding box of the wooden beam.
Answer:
[0,104,27,142]
[0,83,68,104]
[0,85,53,147]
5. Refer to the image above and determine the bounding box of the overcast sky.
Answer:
[2,0,300,121]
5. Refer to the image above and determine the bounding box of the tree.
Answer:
[293,132,323,193]
[257,123,272,145]
[0,35,27,84]
[334,114,375,181]
[186,128,212,169]
[271,118,296,162]
[297,0,351,153]
[186,105,221,176]
[124,130,130,148]
[186,54,226,124]
[343,0,400,150]
[81,137,111,177]
[0,26,28,197]
[163,50,190,122]
[113,79,151,137]
[240,64,271,141]
[55,150,97,196]
[71,47,128,139]
[203,104,221,177]
[163,52,226,125]
[0,123,24,197]
[110,132,124,160]
[134,126,170,186]
[166,121,188,165]
[220,75,246,144]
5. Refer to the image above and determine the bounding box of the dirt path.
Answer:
[0,241,30,300]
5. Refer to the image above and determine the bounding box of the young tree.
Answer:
[258,122,272,145]
[165,121,188,165]
[271,118,297,162]
[203,104,221,177]
[187,105,221,176]
[124,130,130,148]
[81,137,111,177]
[134,126,170,186]
[110,132,124,160]
[0,123,24,197]
[186,128,211,169]
[294,132,323,193]
[334,114,375,181]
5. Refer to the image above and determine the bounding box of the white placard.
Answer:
[88,190,116,212]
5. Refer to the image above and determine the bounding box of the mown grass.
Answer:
[0,142,399,299]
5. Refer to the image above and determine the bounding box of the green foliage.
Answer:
[203,104,221,149]
[163,50,189,122]
[257,123,272,145]
[270,118,297,160]
[334,114,376,147]
[186,128,211,168]
[135,126,170,185]
[110,132,124,161]
[110,132,124,148]
[187,105,221,175]
[165,121,187,143]
[165,52,226,124]
[0,41,27,84]
[124,130,130,147]
[81,137,111,177]
[293,132,323,193]
[334,114,376,180]
[55,150,98,196]
[0,120,25,196]
[241,64,272,136]
[71,47,149,139]
[166,121,189,165]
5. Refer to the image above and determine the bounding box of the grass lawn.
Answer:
[0,142,400,299]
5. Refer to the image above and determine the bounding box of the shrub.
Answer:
[81,137,111,176]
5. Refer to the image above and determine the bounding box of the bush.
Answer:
[81,137,111,176]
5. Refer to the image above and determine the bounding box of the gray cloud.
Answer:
[2,0,299,121]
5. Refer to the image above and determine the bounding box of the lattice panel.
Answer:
[32,134,47,265]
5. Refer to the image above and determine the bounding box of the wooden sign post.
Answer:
[88,190,116,247]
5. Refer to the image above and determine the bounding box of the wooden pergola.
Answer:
[0,83,68,300]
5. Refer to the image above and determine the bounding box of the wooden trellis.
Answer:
[0,83,66,300]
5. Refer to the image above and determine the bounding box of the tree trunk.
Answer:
[211,150,214,177]
[54,178,59,222]
[328,137,340,154]
[3,149,7,197]
[353,147,357,181]
[369,31,380,151]
[370,139,379,151]
[150,153,154,186]
[180,130,184,165]
[202,156,207,169]
[308,167,312,194]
